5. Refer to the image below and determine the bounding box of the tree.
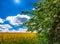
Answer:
[23,0,60,44]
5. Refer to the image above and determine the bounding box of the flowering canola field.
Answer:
[0,32,38,44]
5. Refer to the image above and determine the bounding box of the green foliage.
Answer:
[36,31,49,44]
[25,0,60,32]
[24,0,60,33]
[23,0,60,44]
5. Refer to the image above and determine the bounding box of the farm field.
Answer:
[0,32,38,44]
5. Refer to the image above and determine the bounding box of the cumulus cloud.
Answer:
[0,24,12,32]
[0,14,30,32]
[0,24,27,32]
[8,28,27,32]
[18,28,27,32]
[6,14,30,25]
[0,18,5,23]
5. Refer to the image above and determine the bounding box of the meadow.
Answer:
[0,32,39,44]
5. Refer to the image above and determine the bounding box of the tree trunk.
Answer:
[49,22,57,44]
[49,11,60,44]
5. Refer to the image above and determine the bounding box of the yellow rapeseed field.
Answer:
[0,32,38,44]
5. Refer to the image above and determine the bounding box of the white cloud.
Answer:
[0,24,12,32]
[7,28,27,32]
[0,24,27,32]
[0,28,27,32]
[0,18,5,23]
[18,28,27,32]
[6,14,30,25]
[0,14,30,32]
[10,28,27,32]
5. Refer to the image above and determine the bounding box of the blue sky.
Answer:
[0,0,38,32]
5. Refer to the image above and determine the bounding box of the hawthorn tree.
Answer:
[23,0,60,44]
